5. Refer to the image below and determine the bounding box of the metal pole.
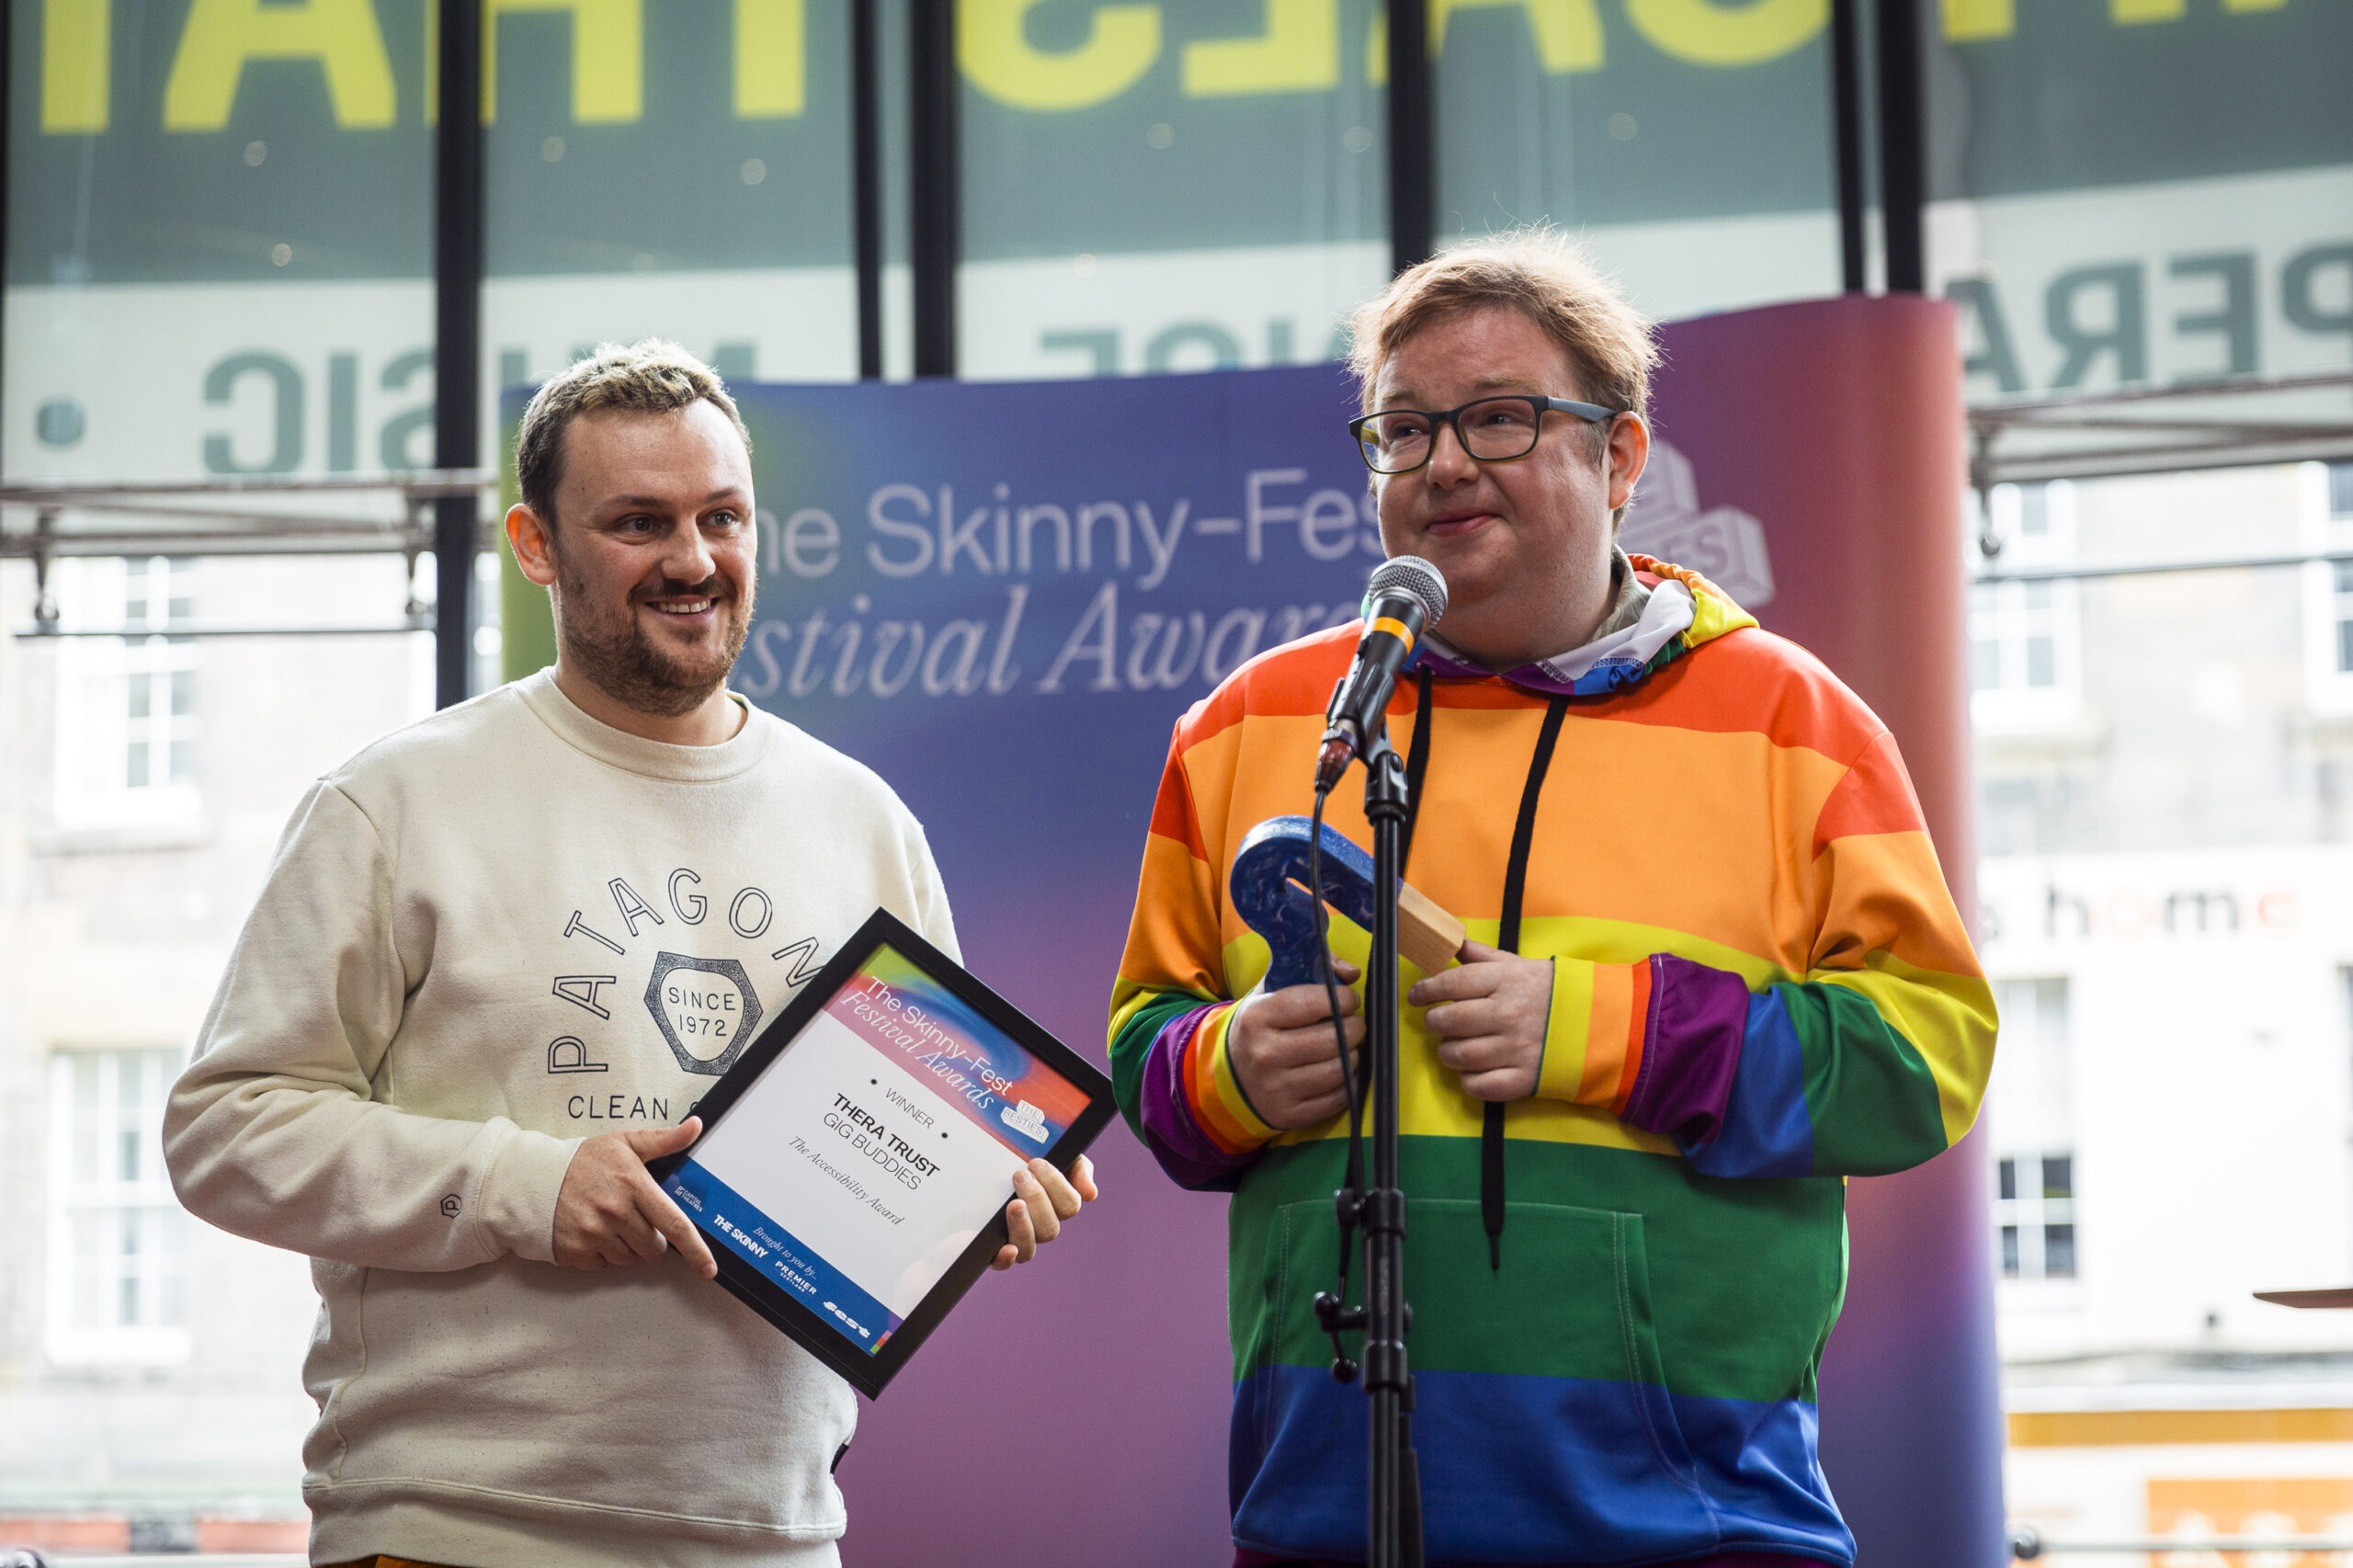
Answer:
[1829,0,1868,293]
[851,0,884,381]
[433,0,484,707]
[1976,548,2353,585]
[1872,0,1926,292]
[1361,731,1423,1568]
[2,0,15,472]
[1385,0,1433,278]
[908,0,957,379]
[2012,1528,2353,1558]
[31,508,56,630]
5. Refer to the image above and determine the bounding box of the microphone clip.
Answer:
[1316,1184,1368,1382]
[1313,1289,1365,1383]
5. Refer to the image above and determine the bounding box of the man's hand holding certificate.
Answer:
[554,1118,722,1278]
[652,911,1115,1394]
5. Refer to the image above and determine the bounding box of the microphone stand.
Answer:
[1357,725,1425,1568]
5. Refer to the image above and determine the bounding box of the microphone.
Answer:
[1315,555,1449,791]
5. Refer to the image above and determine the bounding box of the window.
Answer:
[958,5,1385,380]
[1987,977,2076,1283]
[2300,462,2353,715]
[1972,579,2064,691]
[1973,480,2078,570]
[1971,576,2083,727]
[119,557,199,790]
[1971,484,2082,730]
[46,1049,191,1364]
[6,3,434,490]
[2332,560,2353,679]
[51,556,201,828]
[1997,1152,2076,1280]
[484,3,858,393]
[1435,4,1838,322]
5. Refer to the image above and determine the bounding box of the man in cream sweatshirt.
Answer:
[164,341,1096,1568]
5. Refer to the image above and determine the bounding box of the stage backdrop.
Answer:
[500,293,2002,1567]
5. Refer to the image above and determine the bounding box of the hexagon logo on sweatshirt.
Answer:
[644,953,764,1075]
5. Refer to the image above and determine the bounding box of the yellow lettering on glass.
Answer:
[959,0,1161,111]
[1184,0,1338,96]
[2109,0,2181,18]
[163,0,396,131]
[735,0,805,117]
[42,0,110,132]
[1939,0,2011,40]
[1624,0,1824,66]
[483,0,643,124]
[1433,0,1603,73]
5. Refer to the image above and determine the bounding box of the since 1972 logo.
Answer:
[644,952,765,1076]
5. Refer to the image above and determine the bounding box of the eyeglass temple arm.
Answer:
[1540,397,1625,422]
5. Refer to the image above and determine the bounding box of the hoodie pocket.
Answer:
[1242,1196,1717,1563]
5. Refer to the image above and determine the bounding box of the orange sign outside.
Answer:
[2148,1478,2353,1567]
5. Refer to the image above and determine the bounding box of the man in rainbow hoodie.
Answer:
[1107,233,1996,1568]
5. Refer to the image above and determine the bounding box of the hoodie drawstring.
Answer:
[1488,694,1568,1269]
[1399,664,1435,872]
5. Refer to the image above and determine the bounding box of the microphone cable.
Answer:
[1310,781,1367,1192]
[1309,775,1368,1381]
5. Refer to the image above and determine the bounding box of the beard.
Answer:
[551,554,755,720]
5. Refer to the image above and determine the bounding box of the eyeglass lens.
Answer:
[1358,398,1545,472]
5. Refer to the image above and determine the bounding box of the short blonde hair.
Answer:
[1347,229,1659,432]
[514,339,751,528]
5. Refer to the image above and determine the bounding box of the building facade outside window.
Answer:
[45,1048,192,1365]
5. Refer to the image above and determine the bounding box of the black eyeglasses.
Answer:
[1347,395,1621,474]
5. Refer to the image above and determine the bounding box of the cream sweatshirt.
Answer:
[164,668,957,1568]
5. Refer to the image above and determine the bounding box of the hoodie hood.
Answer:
[1415,552,1757,699]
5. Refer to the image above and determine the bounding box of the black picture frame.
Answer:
[648,906,1115,1399]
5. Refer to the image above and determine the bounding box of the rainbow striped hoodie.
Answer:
[1108,557,1995,1566]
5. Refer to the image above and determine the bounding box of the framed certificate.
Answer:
[650,908,1115,1397]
